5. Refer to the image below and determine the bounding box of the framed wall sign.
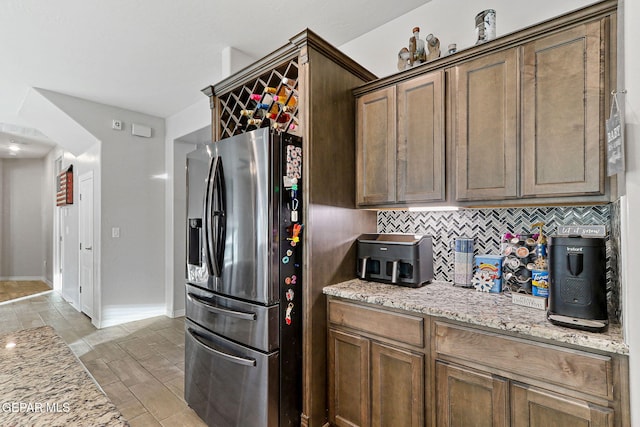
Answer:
[56,165,73,206]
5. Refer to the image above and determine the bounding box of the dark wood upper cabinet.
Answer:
[353,0,616,207]
[451,49,518,201]
[521,21,605,197]
[356,71,445,207]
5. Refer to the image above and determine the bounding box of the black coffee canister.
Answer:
[547,236,608,332]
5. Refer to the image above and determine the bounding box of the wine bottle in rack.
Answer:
[266,112,291,123]
[264,87,278,94]
[274,94,298,108]
[247,118,263,126]
[273,122,298,132]
[250,93,273,104]
[281,77,297,89]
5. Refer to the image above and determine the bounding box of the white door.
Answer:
[79,172,94,317]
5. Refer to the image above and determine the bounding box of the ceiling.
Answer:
[0,0,430,159]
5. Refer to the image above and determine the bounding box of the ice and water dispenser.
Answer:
[356,234,433,287]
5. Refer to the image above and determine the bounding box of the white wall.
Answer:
[164,97,210,317]
[340,0,597,78]
[0,158,46,279]
[42,149,56,285]
[31,89,166,328]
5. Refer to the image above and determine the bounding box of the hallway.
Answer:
[0,291,205,426]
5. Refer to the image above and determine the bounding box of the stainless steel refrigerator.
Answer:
[184,128,303,427]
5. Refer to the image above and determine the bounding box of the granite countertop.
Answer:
[323,279,628,355]
[0,326,129,426]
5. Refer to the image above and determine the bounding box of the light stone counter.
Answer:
[323,279,628,355]
[0,326,129,426]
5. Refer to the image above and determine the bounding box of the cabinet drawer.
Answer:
[434,322,612,399]
[328,299,424,347]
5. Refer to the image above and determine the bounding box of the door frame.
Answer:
[78,171,94,317]
[53,156,64,293]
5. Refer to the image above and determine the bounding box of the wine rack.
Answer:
[217,59,299,139]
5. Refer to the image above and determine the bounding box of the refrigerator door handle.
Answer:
[186,292,257,321]
[211,156,226,277]
[187,328,256,367]
[203,156,216,277]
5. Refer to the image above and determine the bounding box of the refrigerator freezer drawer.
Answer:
[186,284,279,352]
[185,319,279,427]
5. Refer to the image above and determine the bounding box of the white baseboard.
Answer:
[98,304,166,329]
[0,276,49,282]
[169,309,185,318]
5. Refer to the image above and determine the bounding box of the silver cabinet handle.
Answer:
[85,246,92,251]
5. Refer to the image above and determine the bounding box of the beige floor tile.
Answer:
[128,412,163,427]
[107,357,156,387]
[159,408,208,427]
[83,358,120,386]
[67,338,93,358]
[102,380,137,405]
[137,354,183,382]
[129,378,187,421]
[19,317,46,329]
[82,325,132,347]
[118,337,158,360]
[162,373,185,402]
[155,326,185,346]
[85,341,129,363]
[154,344,185,365]
[116,398,148,422]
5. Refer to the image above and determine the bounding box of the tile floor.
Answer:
[0,291,206,427]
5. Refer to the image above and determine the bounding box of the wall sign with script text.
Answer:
[606,91,625,176]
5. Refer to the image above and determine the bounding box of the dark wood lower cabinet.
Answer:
[327,296,628,427]
[371,342,424,427]
[436,361,508,427]
[328,329,425,427]
[329,329,370,427]
[511,383,614,427]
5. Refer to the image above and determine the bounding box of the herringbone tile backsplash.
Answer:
[378,203,621,321]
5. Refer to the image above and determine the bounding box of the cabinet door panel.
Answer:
[522,21,604,196]
[371,342,424,427]
[511,383,613,427]
[453,49,518,201]
[436,361,508,427]
[329,329,370,427]
[397,72,445,202]
[356,87,397,205]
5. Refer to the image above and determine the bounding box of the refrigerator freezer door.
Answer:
[185,319,279,427]
[186,283,279,352]
[212,128,277,304]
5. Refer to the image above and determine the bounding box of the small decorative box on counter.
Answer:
[472,255,503,293]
